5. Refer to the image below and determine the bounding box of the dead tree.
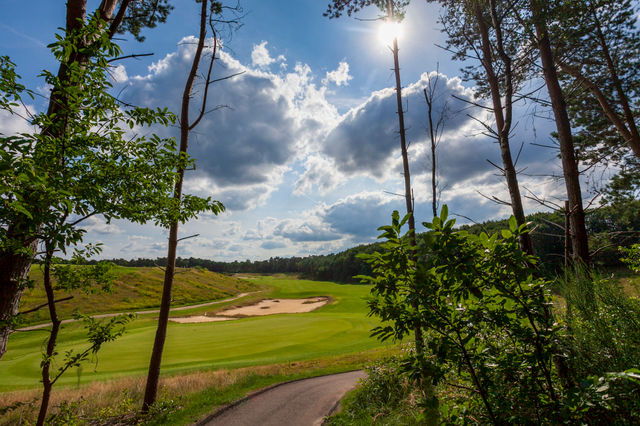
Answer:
[423,69,448,218]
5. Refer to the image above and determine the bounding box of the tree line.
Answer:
[92,199,640,282]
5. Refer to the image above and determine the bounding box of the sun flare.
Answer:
[378,21,403,46]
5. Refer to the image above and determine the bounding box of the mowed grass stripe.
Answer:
[0,276,385,391]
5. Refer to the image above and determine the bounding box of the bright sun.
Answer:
[378,21,403,46]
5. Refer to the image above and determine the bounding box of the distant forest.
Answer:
[98,201,640,283]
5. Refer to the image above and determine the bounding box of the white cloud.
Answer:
[80,216,123,235]
[74,40,570,262]
[250,41,284,68]
[108,64,128,83]
[294,155,343,196]
[323,72,477,179]
[274,217,341,242]
[0,105,36,136]
[120,37,339,212]
[322,61,353,86]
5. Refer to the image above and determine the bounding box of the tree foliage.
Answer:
[552,0,640,201]
[0,11,222,420]
[0,0,184,361]
[360,207,640,422]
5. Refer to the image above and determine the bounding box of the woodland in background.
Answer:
[89,199,640,283]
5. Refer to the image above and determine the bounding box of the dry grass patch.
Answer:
[18,267,261,325]
[0,348,399,425]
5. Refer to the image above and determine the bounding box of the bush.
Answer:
[326,355,431,425]
[358,207,640,424]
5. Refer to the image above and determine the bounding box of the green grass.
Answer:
[1,276,387,391]
[19,266,260,325]
[0,348,401,425]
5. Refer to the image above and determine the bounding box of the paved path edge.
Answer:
[192,369,364,426]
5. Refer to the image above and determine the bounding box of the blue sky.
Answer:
[1,0,577,261]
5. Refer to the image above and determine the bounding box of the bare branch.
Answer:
[19,296,74,316]
[108,53,154,63]
[177,234,200,243]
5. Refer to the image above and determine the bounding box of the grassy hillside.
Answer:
[1,275,388,392]
[19,266,261,325]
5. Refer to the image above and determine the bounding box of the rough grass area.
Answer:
[0,276,389,391]
[18,266,261,325]
[0,347,400,425]
[610,269,640,298]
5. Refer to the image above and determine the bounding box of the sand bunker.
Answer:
[169,315,236,323]
[169,297,329,324]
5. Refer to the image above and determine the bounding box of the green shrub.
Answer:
[326,356,430,425]
[358,207,640,424]
[557,267,640,377]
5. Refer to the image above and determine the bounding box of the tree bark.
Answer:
[0,226,38,360]
[36,248,59,426]
[385,0,427,369]
[554,3,640,160]
[142,0,209,411]
[0,0,129,362]
[474,1,534,256]
[531,0,590,263]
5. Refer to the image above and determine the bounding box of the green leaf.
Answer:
[440,204,448,222]
[509,216,518,232]
[12,202,33,219]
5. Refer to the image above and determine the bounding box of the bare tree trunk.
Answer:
[424,87,438,218]
[385,0,426,367]
[530,0,590,263]
[474,1,534,256]
[36,247,59,426]
[142,0,210,411]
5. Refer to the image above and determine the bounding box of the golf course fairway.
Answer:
[0,275,385,391]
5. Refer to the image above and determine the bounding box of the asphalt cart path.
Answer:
[200,370,366,426]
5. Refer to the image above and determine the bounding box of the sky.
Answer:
[1,0,585,261]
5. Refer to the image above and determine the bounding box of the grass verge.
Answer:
[0,347,400,425]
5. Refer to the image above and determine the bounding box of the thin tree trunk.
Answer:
[564,201,571,269]
[36,247,59,426]
[424,88,438,218]
[456,330,497,424]
[474,1,534,256]
[530,0,590,263]
[142,0,209,411]
[386,0,427,367]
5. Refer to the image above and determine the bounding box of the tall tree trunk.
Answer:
[142,0,209,411]
[474,1,534,256]
[0,0,129,362]
[530,0,590,263]
[385,0,427,370]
